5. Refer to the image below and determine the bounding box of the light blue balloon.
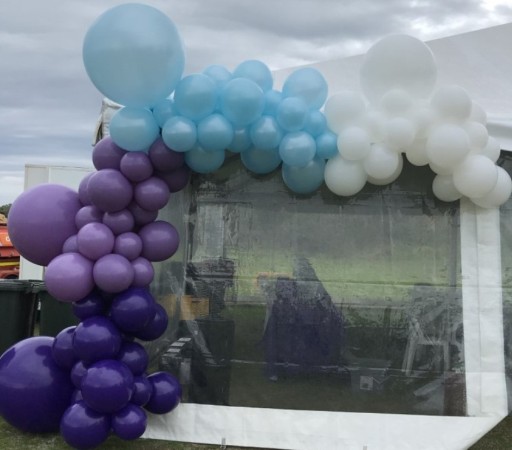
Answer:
[233,60,273,92]
[263,89,283,116]
[282,68,328,109]
[279,131,316,167]
[241,147,282,174]
[250,116,283,151]
[276,97,308,132]
[174,74,217,121]
[185,145,225,173]
[282,157,326,194]
[304,110,327,137]
[161,116,197,152]
[83,4,185,108]
[228,128,252,153]
[109,107,160,152]
[203,65,233,88]
[220,78,264,127]
[152,98,176,128]
[197,114,234,152]
[316,131,338,159]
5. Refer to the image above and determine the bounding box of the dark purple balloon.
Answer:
[114,232,142,261]
[131,257,154,287]
[93,254,135,293]
[0,337,74,433]
[128,202,158,226]
[157,166,191,193]
[88,169,133,213]
[120,151,154,182]
[73,316,122,365]
[52,326,78,371]
[92,136,126,170]
[134,176,170,211]
[131,375,153,406]
[133,303,168,341]
[45,252,95,303]
[75,205,103,230]
[102,209,135,235]
[139,221,179,262]
[117,341,149,376]
[145,372,182,414]
[81,360,134,414]
[149,138,185,173]
[112,404,147,440]
[62,234,79,253]
[111,287,157,333]
[78,172,94,206]
[8,184,81,266]
[77,222,115,261]
[71,360,89,389]
[60,401,111,450]
[71,389,84,404]
[72,291,106,320]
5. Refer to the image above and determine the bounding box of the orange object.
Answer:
[0,224,20,279]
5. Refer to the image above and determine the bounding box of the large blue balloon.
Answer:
[82,4,185,107]
[197,114,234,152]
[174,74,217,121]
[109,107,160,152]
[282,158,326,194]
[241,147,282,174]
[220,78,264,127]
[282,68,328,109]
[185,145,225,173]
[279,131,316,167]
[162,116,197,152]
[233,60,273,92]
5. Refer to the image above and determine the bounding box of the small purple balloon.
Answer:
[75,205,103,230]
[81,359,134,414]
[117,341,149,376]
[134,303,168,341]
[128,202,158,226]
[60,401,111,450]
[71,360,89,389]
[139,220,179,262]
[111,287,157,333]
[52,326,78,371]
[131,257,155,287]
[103,209,135,235]
[149,138,185,173]
[132,375,153,407]
[78,172,94,206]
[62,234,79,253]
[73,316,122,365]
[156,166,191,193]
[77,222,115,261]
[120,151,154,182]
[112,404,147,440]
[145,372,182,414]
[134,176,170,211]
[72,291,106,320]
[71,389,84,404]
[45,252,95,303]
[114,232,143,261]
[88,169,133,213]
[93,254,135,293]
[92,136,126,170]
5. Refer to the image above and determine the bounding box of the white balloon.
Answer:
[360,34,437,104]
[337,126,371,161]
[472,167,512,208]
[324,91,366,133]
[430,161,453,175]
[452,154,498,198]
[474,136,501,163]
[364,143,401,179]
[324,155,367,196]
[432,174,462,202]
[405,138,429,166]
[411,106,436,139]
[463,121,489,149]
[426,124,470,169]
[385,117,416,150]
[380,89,413,115]
[368,154,403,185]
[431,85,472,121]
[469,102,487,125]
[360,109,386,142]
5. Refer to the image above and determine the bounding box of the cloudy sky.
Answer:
[1,0,511,206]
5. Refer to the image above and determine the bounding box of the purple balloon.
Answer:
[78,172,94,206]
[81,360,134,414]
[114,232,142,261]
[112,404,147,440]
[134,176,170,211]
[149,138,185,173]
[131,257,155,287]
[72,291,106,320]
[71,389,84,404]
[156,166,190,193]
[60,401,111,450]
[139,220,179,262]
[62,234,79,253]
[93,254,135,293]
[70,360,89,389]
[8,184,81,266]
[75,205,103,230]
[103,209,135,235]
[73,316,122,365]
[120,151,154,182]
[92,136,126,170]
[52,326,78,371]
[145,372,182,414]
[111,287,156,333]
[128,202,158,226]
[88,169,133,213]
[77,222,115,261]
[131,375,154,406]
[0,337,74,433]
[134,303,168,341]
[45,253,95,303]
[117,341,149,376]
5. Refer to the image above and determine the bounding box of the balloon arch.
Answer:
[1,3,510,449]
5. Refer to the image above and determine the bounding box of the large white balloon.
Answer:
[324,91,366,133]
[360,35,437,104]
[405,138,429,166]
[367,154,403,185]
[426,124,470,169]
[474,136,500,163]
[464,121,489,149]
[364,143,401,179]
[472,167,512,208]
[452,154,498,198]
[431,85,472,121]
[337,126,371,161]
[324,155,367,196]
[432,174,462,202]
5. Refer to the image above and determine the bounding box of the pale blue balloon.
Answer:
[263,89,283,116]
[282,157,326,194]
[109,107,160,152]
[197,114,234,152]
[174,74,217,121]
[276,97,308,132]
[316,131,338,159]
[304,110,327,137]
[250,116,283,150]
[203,65,232,88]
[282,68,328,109]
[152,98,176,128]
[161,116,197,152]
[83,4,185,108]
[228,128,252,153]
[220,78,264,127]
[279,131,316,167]
[185,145,225,173]
[233,60,273,92]
[241,147,282,174]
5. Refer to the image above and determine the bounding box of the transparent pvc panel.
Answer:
[153,154,464,416]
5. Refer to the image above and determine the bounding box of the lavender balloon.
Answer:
[128,202,159,226]
[145,371,182,414]
[139,220,179,262]
[92,136,126,170]
[111,287,157,333]
[131,257,155,287]
[114,232,143,261]
[73,316,122,365]
[75,205,103,229]
[120,151,154,182]
[93,253,135,293]
[134,303,168,341]
[149,138,185,173]
[77,222,115,261]
[78,172,94,206]
[157,166,190,193]
[62,234,79,253]
[112,404,147,440]
[52,326,78,371]
[88,169,133,213]
[134,176,170,211]
[72,291,106,320]
[103,209,135,235]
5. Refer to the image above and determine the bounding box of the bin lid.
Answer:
[0,279,31,292]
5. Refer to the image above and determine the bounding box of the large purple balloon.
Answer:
[77,222,115,261]
[75,205,103,230]
[139,220,179,262]
[92,136,126,170]
[81,359,134,414]
[72,291,106,320]
[52,326,78,371]
[60,401,111,450]
[145,372,182,414]
[131,257,154,287]
[103,209,135,235]
[149,138,185,173]
[8,184,81,266]
[45,252,95,303]
[87,169,133,213]
[111,288,156,333]
[93,254,135,293]
[73,316,122,365]
[134,176,170,211]
[120,151,154,182]
[0,337,74,433]
[128,202,158,226]
[131,375,153,406]
[117,341,149,376]
[112,404,147,440]
[114,232,142,261]
[134,303,168,341]
[156,166,190,193]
